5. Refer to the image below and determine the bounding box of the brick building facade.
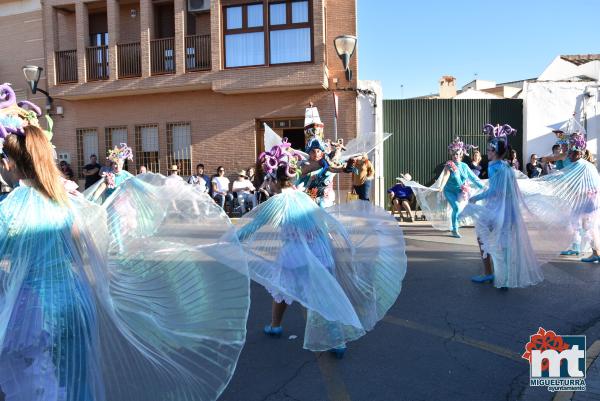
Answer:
[0,0,360,192]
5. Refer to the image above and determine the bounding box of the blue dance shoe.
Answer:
[471,274,494,284]
[560,250,580,256]
[450,230,462,238]
[581,255,600,263]
[328,346,347,359]
[263,325,283,337]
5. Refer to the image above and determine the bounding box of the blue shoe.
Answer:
[471,274,494,284]
[263,325,283,337]
[560,250,580,256]
[581,255,600,263]
[328,346,347,359]
[450,230,462,238]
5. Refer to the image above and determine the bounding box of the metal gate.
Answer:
[383,99,523,197]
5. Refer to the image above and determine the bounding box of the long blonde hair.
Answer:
[3,125,69,205]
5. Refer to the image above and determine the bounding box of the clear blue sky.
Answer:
[357,0,600,99]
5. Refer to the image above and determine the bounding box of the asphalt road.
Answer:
[220,222,600,401]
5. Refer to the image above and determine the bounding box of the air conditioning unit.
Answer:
[188,0,209,13]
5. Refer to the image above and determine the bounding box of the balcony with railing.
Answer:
[151,37,175,75]
[55,50,78,84]
[185,34,211,72]
[86,45,109,81]
[117,42,142,78]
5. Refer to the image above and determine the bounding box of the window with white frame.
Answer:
[269,0,311,64]
[223,0,312,68]
[135,124,160,173]
[76,128,98,177]
[167,122,192,176]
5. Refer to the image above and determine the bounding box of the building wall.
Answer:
[56,10,77,51]
[523,81,600,165]
[0,7,46,105]
[357,80,383,206]
[53,89,357,188]
[194,12,210,36]
[44,0,356,97]
[0,0,40,17]
[119,3,141,43]
[324,0,357,84]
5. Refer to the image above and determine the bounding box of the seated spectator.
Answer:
[138,165,147,175]
[257,173,276,204]
[541,144,560,175]
[168,164,182,178]
[585,149,597,165]
[59,160,75,181]
[507,149,520,171]
[526,154,543,178]
[247,167,258,188]
[232,170,257,214]
[188,163,211,194]
[468,149,484,177]
[388,174,415,222]
[212,166,233,210]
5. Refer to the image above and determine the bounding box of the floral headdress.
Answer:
[447,137,473,155]
[258,138,304,179]
[483,123,516,153]
[107,143,133,163]
[568,132,586,152]
[0,83,53,156]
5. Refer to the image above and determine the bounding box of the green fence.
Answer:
[383,98,523,200]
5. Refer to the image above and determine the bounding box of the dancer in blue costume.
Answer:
[296,136,341,207]
[294,105,341,207]
[463,124,569,288]
[237,141,407,358]
[0,86,250,401]
[520,132,600,263]
[437,138,484,237]
[405,137,484,237]
[86,143,134,202]
[85,144,136,253]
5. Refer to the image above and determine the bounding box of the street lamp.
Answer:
[334,35,357,82]
[22,65,53,113]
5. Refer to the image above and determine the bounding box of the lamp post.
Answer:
[334,35,357,82]
[22,65,53,113]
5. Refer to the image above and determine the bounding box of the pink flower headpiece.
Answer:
[258,138,305,178]
[107,143,133,163]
